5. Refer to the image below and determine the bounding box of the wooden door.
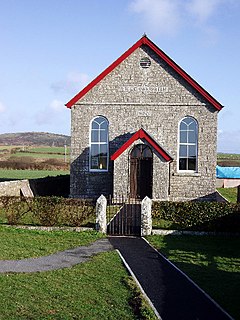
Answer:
[130,144,153,199]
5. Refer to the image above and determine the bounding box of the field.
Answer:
[13,152,68,159]
[147,235,240,320]
[0,145,70,178]
[0,169,69,180]
[0,145,70,160]
[217,153,240,167]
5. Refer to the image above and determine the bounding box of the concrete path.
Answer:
[0,238,113,273]
[109,236,233,320]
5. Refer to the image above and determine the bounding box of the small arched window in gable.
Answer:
[179,117,198,171]
[89,116,109,171]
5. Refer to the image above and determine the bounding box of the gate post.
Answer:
[96,195,107,233]
[141,196,152,236]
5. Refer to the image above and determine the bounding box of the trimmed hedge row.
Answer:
[152,201,240,232]
[0,196,95,227]
[1,197,239,232]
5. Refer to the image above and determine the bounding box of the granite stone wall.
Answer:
[70,45,218,201]
[0,180,33,197]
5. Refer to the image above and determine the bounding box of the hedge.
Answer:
[1,197,239,232]
[152,201,240,232]
[0,196,95,227]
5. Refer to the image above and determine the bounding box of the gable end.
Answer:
[66,36,223,111]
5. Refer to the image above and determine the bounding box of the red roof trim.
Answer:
[66,38,144,108]
[145,38,223,111]
[111,128,172,161]
[66,36,223,111]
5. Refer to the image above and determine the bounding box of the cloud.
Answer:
[129,0,181,35]
[218,130,240,153]
[34,106,70,134]
[50,99,65,112]
[186,0,224,23]
[0,101,6,113]
[129,0,230,37]
[34,98,70,127]
[51,72,90,95]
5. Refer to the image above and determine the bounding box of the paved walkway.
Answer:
[109,236,233,320]
[0,238,112,273]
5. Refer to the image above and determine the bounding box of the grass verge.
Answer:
[124,276,158,320]
[217,187,237,203]
[146,235,240,320]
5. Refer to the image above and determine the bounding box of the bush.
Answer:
[0,156,37,170]
[59,198,95,226]
[0,157,68,170]
[30,196,62,226]
[42,158,65,166]
[152,201,240,232]
[0,196,30,224]
[0,196,95,227]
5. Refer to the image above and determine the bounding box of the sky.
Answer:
[0,0,239,153]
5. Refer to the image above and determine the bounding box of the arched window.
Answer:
[89,116,109,171]
[179,117,198,171]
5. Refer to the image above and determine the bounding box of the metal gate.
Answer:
[107,197,141,236]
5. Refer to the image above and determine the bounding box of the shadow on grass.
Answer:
[147,235,240,320]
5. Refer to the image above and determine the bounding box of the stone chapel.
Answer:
[66,35,223,201]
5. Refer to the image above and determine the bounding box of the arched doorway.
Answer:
[130,144,153,199]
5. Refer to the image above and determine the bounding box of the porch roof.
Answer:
[111,128,173,161]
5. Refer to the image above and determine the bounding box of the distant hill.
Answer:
[0,132,70,147]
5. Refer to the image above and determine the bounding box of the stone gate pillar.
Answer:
[141,196,152,236]
[96,195,107,233]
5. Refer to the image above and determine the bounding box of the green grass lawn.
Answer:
[0,227,104,259]
[0,227,156,319]
[147,235,240,320]
[0,251,138,319]
[0,169,69,180]
[152,218,181,230]
[217,187,237,203]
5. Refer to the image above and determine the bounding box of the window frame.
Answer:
[89,116,109,172]
[178,116,198,172]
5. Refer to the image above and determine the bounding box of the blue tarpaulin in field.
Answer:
[216,166,240,179]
